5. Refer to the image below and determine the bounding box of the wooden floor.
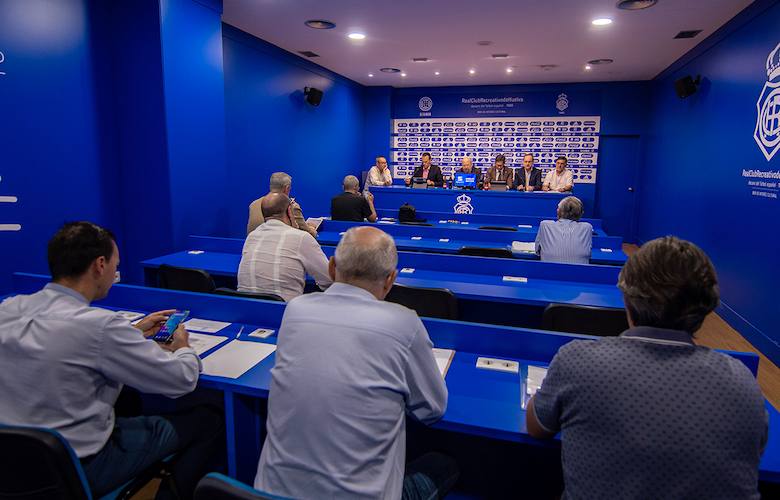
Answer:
[621,243,780,410]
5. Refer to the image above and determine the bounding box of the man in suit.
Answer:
[247,172,317,236]
[483,154,513,190]
[514,153,543,191]
[405,152,444,187]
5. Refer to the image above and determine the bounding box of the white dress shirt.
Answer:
[544,168,574,191]
[255,283,447,499]
[367,166,393,186]
[535,219,593,264]
[238,219,332,301]
[0,283,201,457]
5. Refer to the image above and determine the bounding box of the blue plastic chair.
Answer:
[194,473,291,500]
[0,424,168,500]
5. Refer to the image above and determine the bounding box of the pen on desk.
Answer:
[237,326,244,338]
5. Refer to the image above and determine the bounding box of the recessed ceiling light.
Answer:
[434,71,440,76]
[368,73,374,77]
[585,65,592,71]
[400,72,407,77]
[379,67,401,73]
[616,0,657,10]
[305,20,336,29]
[592,18,613,26]
[469,69,476,75]
[588,58,614,65]
[347,33,366,40]
[506,68,513,73]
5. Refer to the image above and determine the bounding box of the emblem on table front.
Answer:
[453,194,474,214]
[755,42,780,161]
[556,93,569,113]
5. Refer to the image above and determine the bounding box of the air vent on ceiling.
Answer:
[674,30,703,39]
[616,0,657,10]
[539,64,558,71]
[298,51,320,58]
[588,58,614,65]
[492,54,509,59]
[412,57,430,63]
[477,40,493,46]
[380,67,401,73]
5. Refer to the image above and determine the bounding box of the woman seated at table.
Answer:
[535,196,592,264]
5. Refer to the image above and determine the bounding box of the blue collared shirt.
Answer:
[533,326,768,500]
[534,219,593,264]
[0,284,201,457]
[254,282,447,499]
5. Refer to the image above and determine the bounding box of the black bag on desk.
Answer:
[399,203,425,223]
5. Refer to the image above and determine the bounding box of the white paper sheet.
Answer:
[517,224,533,229]
[247,328,275,339]
[115,310,145,322]
[202,340,277,379]
[600,248,614,253]
[502,276,528,283]
[526,365,548,396]
[511,241,536,253]
[183,318,232,333]
[433,348,455,378]
[187,333,230,356]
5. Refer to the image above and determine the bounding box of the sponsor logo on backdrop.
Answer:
[556,93,569,114]
[453,194,474,214]
[755,42,780,161]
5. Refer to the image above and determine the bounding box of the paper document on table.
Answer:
[187,333,230,356]
[511,241,536,253]
[433,348,455,378]
[114,310,145,322]
[202,340,276,379]
[184,318,232,333]
[305,217,324,231]
[377,220,395,225]
[517,224,532,229]
[526,365,548,396]
[600,248,613,253]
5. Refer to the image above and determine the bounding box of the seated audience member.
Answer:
[405,152,444,187]
[535,196,592,264]
[484,154,513,189]
[514,153,543,192]
[255,226,457,498]
[0,222,222,499]
[331,175,378,222]
[239,193,332,301]
[527,236,767,499]
[366,156,393,187]
[542,156,574,192]
[247,171,317,236]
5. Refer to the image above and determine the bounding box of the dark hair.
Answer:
[47,222,117,280]
[556,156,567,163]
[523,153,534,160]
[618,236,719,334]
[421,152,431,159]
[495,154,506,163]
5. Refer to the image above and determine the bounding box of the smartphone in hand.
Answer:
[151,310,190,343]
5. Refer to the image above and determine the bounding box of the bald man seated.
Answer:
[330,175,378,222]
[238,193,332,301]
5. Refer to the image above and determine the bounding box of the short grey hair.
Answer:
[558,196,584,221]
[269,172,292,192]
[343,175,360,191]
[334,228,397,283]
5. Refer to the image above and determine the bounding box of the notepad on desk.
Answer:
[511,241,536,253]
[433,348,455,378]
[184,318,232,333]
[187,332,230,356]
[202,340,276,379]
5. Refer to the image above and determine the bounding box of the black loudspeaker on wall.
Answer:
[304,87,324,106]
[674,75,701,99]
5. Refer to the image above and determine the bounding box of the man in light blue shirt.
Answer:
[0,222,222,499]
[255,226,458,499]
[535,196,592,264]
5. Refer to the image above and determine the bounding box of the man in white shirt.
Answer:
[366,156,393,186]
[543,156,574,192]
[255,226,457,499]
[0,222,222,499]
[238,192,332,301]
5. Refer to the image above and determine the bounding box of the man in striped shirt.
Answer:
[534,196,592,264]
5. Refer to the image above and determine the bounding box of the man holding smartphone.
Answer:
[0,222,222,499]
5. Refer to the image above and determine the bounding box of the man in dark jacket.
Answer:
[514,153,543,191]
[405,152,444,187]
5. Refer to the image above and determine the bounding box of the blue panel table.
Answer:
[369,185,568,217]
[9,273,779,486]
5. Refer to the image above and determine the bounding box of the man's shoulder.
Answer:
[249,196,264,209]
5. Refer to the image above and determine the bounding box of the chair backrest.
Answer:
[213,288,285,302]
[386,283,458,320]
[478,225,517,232]
[158,264,216,293]
[0,426,90,500]
[195,473,289,500]
[542,303,629,337]
[457,246,514,259]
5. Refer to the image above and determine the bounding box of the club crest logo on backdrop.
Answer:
[755,42,780,161]
[555,93,569,113]
[418,96,433,112]
[453,193,474,214]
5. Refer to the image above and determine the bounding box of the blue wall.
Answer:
[0,0,123,292]
[636,0,780,362]
[221,25,366,237]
